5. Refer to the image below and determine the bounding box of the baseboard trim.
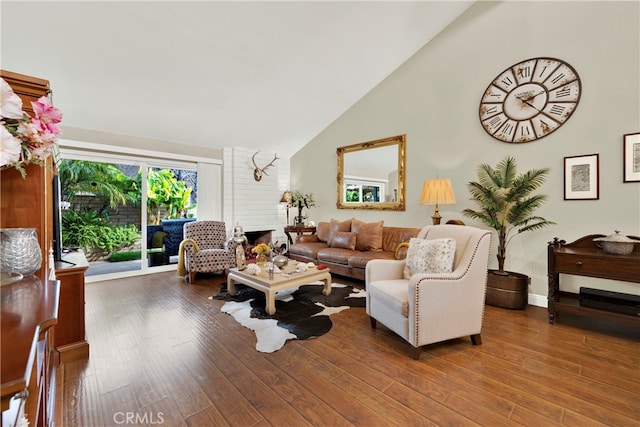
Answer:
[57,340,89,364]
[528,293,547,308]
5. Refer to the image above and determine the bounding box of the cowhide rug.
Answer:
[209,281,366,353]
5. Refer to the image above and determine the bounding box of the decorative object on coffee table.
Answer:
[272,255,288,268]
[251,243,270,267]
[463,156,555,309]
[271,242,288,268]
[232,224,247,270]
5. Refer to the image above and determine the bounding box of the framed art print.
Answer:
[564,154,599,200]
[623,132,640,182]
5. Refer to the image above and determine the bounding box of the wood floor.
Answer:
[60,271,640,427]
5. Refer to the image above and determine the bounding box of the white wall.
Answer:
[195,162,222,221]
[62,126,223,160]
[291,1,640,302]
[223,147,291,246]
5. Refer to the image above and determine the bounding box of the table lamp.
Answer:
[420,178,456,225]
[280,191,292,224]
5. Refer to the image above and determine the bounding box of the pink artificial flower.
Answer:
[0,78,24,119]
[0,126,22,166]
[31,96,63,135]
[17,120,40,143]
[29,142,54,161]
[1,80,63,175]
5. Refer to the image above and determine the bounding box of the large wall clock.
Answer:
[479,57,581,143]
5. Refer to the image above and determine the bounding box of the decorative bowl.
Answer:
[593,231,637,255]
[272,254,289,268]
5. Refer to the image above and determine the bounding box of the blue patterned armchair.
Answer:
[180,221,235,283]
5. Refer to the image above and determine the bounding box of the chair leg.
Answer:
[409,345,422,360]
[189,271,195,284]
[470,334,482,345]
[369,317,377,329]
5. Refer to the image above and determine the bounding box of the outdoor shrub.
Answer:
[62,210,140,254]
[108,251,142,262]
[147,169,195,224]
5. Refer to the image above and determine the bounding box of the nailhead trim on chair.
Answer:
[412,231,492,347]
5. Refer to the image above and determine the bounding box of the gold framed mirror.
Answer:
[336,134,406,211]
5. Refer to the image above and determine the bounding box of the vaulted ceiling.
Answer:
[1,1,474,157]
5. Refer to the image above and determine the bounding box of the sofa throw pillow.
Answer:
[351,219,384,251]
[403,238,456,279]
[326,218,352,247]
[316,221,331,242]
[330,231,357,250]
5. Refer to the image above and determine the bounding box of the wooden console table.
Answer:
[1,276,60,427]
[284,226,317,245]
[54,251,89,363]
[547,234,640,327]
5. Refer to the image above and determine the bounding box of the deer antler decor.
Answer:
[251,151,279,181]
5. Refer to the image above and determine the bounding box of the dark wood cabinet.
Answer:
[1,70,59,427]
[0,70,53,282]
[1,277,60,427]
[547,234,640,327]
[1,70,88,426]
[54,251,90,363]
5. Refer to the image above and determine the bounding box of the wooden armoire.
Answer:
[0,70,54,278]
[1,70,89,427]
[1,70,59,427]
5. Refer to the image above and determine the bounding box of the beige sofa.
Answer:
[288,218,419,280]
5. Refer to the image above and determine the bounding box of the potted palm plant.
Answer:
[463,156,555,309]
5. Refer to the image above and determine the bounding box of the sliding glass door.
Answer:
[58,153,197,281]
[145,166,198,267]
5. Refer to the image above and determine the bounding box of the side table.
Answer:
[284,225,317,244]
[547,234,640,327]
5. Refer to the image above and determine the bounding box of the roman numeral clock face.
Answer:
[479,57,581,142]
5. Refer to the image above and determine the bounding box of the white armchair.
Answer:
[365,225,492,359]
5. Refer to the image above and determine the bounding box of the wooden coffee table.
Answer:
[226,262,331,315]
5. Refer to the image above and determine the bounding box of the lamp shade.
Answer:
[420,178,456,205]
[280,191,292,204]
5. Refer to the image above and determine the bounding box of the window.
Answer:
[59,140,220,282]
[344,179,386,203]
